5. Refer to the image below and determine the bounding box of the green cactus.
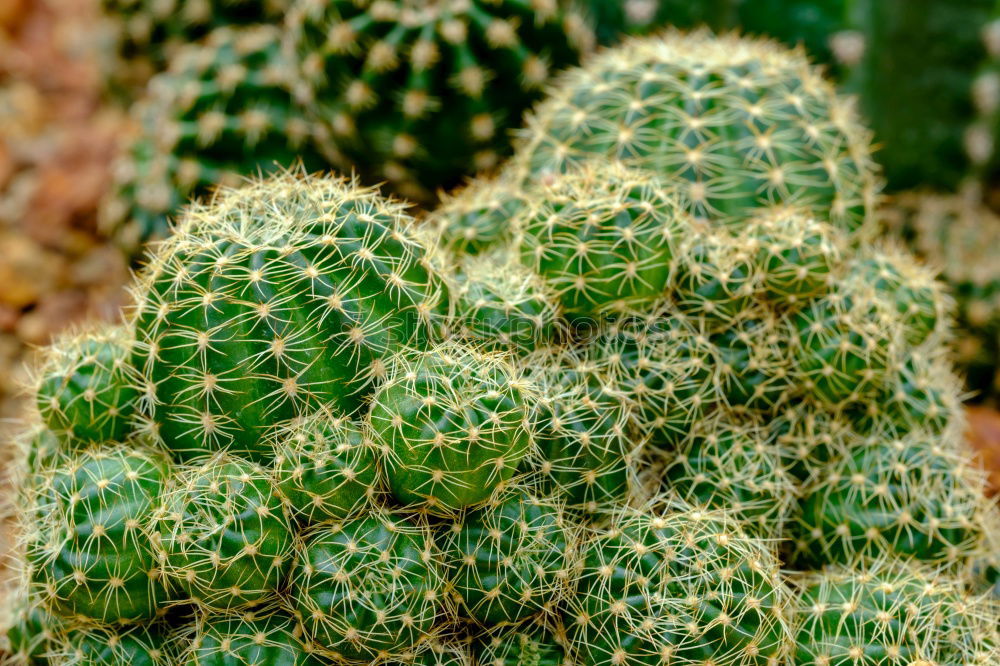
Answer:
[398,637,474,666]
[34,325,138,449]
[475,621,569,666]
[2,597,63,665]
[427,172,528,258]
[583,314,717,448]
[439,482,574,625]
[29,444,172,623]
[47,624,174,666]
[793,433,989,568]
[565,501,789,666]
[580,0,736,45]
[101,25,333,246]
[454,253,563,357]
[180,605,321,666]
[272,411,380,525]
[673,231,761,326]
[290,508,445,663]
[515,162,684,319]
[655,414,796,534]
[133,172,449,461]
[286,0,593,202]
[157,453,293,610]
[711,307,792,413]
[527,351,642,513]
[768,400,858,483]
[744,210,842,309]
[792,558,1000,666]
[514,31,880,237]
[369,341,532,515]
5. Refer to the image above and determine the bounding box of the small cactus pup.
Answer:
[791,558,1000,666]
[439,481,575,625]
[526,351,643,513]
[34,323,138,449]
[271,410,381,525]
[515,162,686,319]
[101,25,334,247]
[514,30,880,237]
[157,453,293,610]
[180,605,322,666]
[672,230,762,326]
[711,306,792,413]
[426,171,528,258]
[47,624,174,666]
[768,401,858,483]
[28,444,172,623]
[655,413,796,535]
[743,209,843,309]
[369,341,533,515]
[133,172,449,461]
[289,507,446,663]
[565,500,790,666]
[285,0,593,202]
[792,432,990,569]
[453,252,563,357]
[475,621,570,666]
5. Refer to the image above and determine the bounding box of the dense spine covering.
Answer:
[514,31,880,237]
[157,454,293,610]
[101,25,332,246]
[286,0,593,202]
[369,342,532,514]
[29,445,173,624]
[426,172,528,258]
[290,508,445,663]
[133,173,449,460]
[35,325,138,449]
[475,622,569,666]
[48,624,173,666]
[181,606,321,665]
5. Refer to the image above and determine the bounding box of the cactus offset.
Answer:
[180,605,321,665]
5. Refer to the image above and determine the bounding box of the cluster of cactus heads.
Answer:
[7,27,1000,666]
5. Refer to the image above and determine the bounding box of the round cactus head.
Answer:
[101,25,334,246]
[181,605,322,666]
[2,594,63,665]
[290,507,446,663]
[475,621,571,666]
[286,0,593,201]
[565,500,790,665]
[34,323,138,449]
[133,172,450,460]
[47,624,174,666]
[516,161,687,318]
[29,444,172,623]
[271,410,382,525]
[157,453,293,610]
[439,480,575,625]
[427,171,529,258]
[369,341,534,515]
[514,30,880,236]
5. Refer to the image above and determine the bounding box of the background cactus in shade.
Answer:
[744,210,842,309]
[101,25,333,247]
[515,162,684,318]
[1,597,63,665]
[565,501,789,666]
[475,621,569,666]
[792,433,990,569]
[526,352,642,513]
[369,342,532,515]
[513,31,880,237]
[654,414,796,534]
[285,0,593,203]
[180,605,321,666]
[27,444,172,624]
[47,624,173,666]
[453,253,563,357]
[34,324,138,449]
[583,314,717,448]
[133,173,449,461]
[439,482,574,626]
[289,508,445,663]
[882,192,1000,404]
[157,453,293,610]
[426,172,528,258]
[791,559,1000,666]
[272,411,380,525]
[736,0,849,69]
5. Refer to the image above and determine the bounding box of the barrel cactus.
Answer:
[514,30,880,237]
[286,0,593,202]
[133,173,449,460]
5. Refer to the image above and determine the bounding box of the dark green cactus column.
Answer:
[133,173,450,460]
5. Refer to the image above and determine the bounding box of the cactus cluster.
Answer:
[6,28,1000,666]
